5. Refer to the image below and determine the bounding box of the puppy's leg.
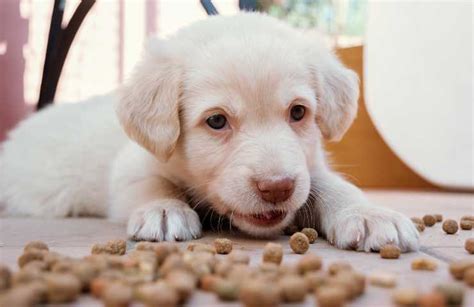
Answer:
[108,144,201,241]
[298,170,419,252]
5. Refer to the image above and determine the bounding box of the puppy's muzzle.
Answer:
[256,177,295,203]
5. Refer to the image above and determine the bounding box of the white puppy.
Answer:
[0,13,418,251]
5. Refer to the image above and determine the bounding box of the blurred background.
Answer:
[0,0,472,191]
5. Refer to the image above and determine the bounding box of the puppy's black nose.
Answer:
[256,177,295,203]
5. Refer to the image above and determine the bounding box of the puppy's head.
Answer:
[117,13,359,237]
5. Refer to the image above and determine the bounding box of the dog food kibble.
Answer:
[214,279,239,301]
[315,285,346,307]
[415,223,425,232]
[263,243,283,264]
[296,253,322,274]
[418,292,446,307]
[301,228,318,243]
[328,261,353,275]
[464,267,474,287]
[214,238,233,254]
[44,273,82,303]
[101,282,132,307]
[199,274,222,292]
[442,219,458,234]
[380,244,401,259]
[289,232,310,254]
[187,243,216,254]
[461,215,474,222]
[239,279,280,307]
[0,265,11,291]
[165,269,197,302]
[24,241,49,252]
[18,249,46,268]
[278,275,307,302]
[465,238,474,254]
[392,288,419,306]
[434,283,464,305]
[449,259,474,280]
[304,271,328,291]
[135,282,179,307]
[92,240,127,255]
[411,217,423,224]
[434,214,443,222]
[460,220,472,230]
[411,258,438,271]
[368,272,397,288]
[422,215,436,226]
[228,251,250,265]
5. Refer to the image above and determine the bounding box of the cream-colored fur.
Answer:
[0,13,418,251]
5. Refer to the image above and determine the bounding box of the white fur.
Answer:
[0,13,418,250]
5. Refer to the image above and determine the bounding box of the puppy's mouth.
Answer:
[234,210,287,227]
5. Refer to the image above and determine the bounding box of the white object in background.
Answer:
[364,1,473,190]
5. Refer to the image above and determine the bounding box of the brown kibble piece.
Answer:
[442,219,458,234]
[90,277,109,298]
[214,279,239,301]
[239,279,280,307]
[262,243,283,264]
[449,259,474,280]
[465,238,474,254]
[380,244,401,259]
[187,243,216,254]
[228,251,250,264]
[296,253,322,274]
[91,244,108,255]
[460,220,472,230]
[368,272,397,288]
[416,223,425,232]
[279,275,307,302]
[301,228,318,243]
[101,282,132,307]
[44,273,81,303]
[392,288,419,306]
[0,265,12,291]
[434,283,464,305]
[0,283,47,306]
[434,214,443,222]
[106,240,126,255]
[289,232,309,254]
[304,271,328,291]
[328,261,352,275]
[411,258,437,271]
[135,282,179,307]
[418,292,446,307]
[461,215,474,222]
[411,217,423,224]
[24,241,49,252]
[464,267,474,287]
[422,215,436,226]
[200,275,223,292]
[315,286,346,307]
[165,270,197,302]
[214,238,233,254]
[18,249,46,268]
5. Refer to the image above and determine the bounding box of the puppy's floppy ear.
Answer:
[116,39,182,162]
[308,44,360,141]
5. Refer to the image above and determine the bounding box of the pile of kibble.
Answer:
[0,216,472,307]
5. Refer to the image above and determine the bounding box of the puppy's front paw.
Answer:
[127,200,202,242]
[327,206,419,252]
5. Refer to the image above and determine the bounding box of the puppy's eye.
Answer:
[206,114,227,130]
[290,105,306,122]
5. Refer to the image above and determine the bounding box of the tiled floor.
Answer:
[0,190,473,306]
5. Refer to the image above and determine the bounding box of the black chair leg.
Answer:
[37,0,95,110]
